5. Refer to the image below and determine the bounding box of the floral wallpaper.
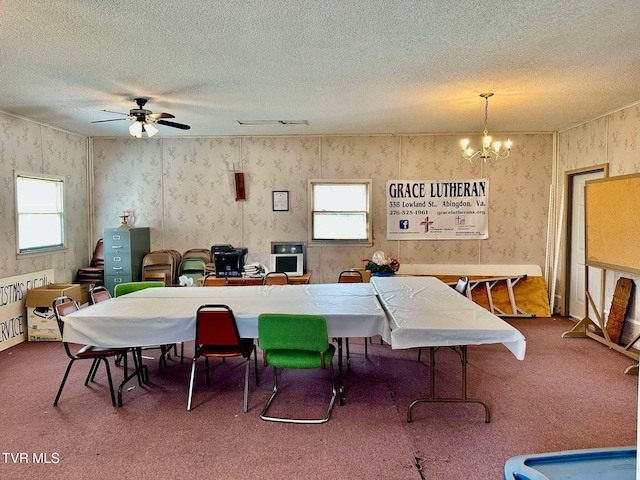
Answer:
[0,112,88,281]
[92,132,553,283]
[400,134,553,266]
[557,104,640,342]
[3,101,639,344]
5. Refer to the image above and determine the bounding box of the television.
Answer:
[269,253,304,277]
[271,241,306,273]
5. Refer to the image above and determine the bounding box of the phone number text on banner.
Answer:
[386,179,489,240]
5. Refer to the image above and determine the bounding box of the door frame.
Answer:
[559,164,608,317]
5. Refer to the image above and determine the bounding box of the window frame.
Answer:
[15,171,67,255]
[307,178,373,247]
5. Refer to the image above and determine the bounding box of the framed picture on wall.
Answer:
[272,190,289,211]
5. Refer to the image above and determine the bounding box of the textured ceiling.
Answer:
[2,0,640,138]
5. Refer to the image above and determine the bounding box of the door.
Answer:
[568,170,603,320]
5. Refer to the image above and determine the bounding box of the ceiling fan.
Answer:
[92,98,191,137]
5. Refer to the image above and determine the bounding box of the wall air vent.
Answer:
[237,120,309,126]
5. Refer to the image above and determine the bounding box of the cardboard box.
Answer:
[26,283,83,341]
[26,283,83,308]
[26,306,60,341]
[78,283,91,305]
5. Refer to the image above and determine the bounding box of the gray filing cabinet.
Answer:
[103,227,150,295]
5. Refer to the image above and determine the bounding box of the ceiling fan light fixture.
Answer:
[145,123,158,137]
[129,121,143,138]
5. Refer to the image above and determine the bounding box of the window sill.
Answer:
[17,246,68,258]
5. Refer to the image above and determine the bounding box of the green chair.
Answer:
[114,281,176,369]
[258,313,336,424]
[113,281,164,297]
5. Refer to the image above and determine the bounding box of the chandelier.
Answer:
[461,93,511,164]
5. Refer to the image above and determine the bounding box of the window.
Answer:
[308,179,372,245]
[15,172,65,254]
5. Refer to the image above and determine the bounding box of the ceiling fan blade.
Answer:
[157,119,191,130]
[101,109,128,116]
[91,118,128,124]
[148,112,175,120]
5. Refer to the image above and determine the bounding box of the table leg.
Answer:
[117,347,149,407]
[407,346,490,423]
[335,337,345,406]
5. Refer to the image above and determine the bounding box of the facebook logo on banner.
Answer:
[399,220,409,230]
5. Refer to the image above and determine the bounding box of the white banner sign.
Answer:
[386,179,489,240]
[0,270,54,351]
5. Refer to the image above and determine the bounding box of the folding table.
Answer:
[371,276,526,422]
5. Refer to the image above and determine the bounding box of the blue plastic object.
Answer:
[504,446,636,480]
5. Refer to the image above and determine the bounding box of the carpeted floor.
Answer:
[0,316,636,479]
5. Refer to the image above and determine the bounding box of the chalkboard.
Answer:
[585,173,640,275]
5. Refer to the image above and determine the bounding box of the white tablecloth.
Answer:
[62,284,391,348]
[370,276,526,360]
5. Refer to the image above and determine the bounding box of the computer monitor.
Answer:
[270,241,306,273]
[269,253,304,277]
[213,246,248,277]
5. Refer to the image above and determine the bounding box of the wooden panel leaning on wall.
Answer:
[404,274,551,318]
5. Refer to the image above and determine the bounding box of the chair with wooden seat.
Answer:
[52,296,131,407]
[258,313,336,424]
[187,305,258,412]
[202,273,227,286]
[338,270,363,283]
[263,272,289,285]
[89,285,111,304]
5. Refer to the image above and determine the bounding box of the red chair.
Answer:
[52,296,130,407]
[187,305,259,412]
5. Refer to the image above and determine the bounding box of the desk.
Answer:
[199,271,312,286]
[371,276,526,422]
[63,283,389,406]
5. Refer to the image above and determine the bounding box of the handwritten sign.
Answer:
[0,270,54,351]
[386,179,489,240]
